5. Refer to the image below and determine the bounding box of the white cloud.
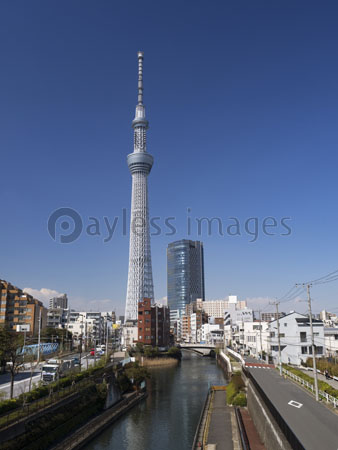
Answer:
[23,288,122,314]
[245,297,272,310]
[23,287,64,306]
[156,296,167,306]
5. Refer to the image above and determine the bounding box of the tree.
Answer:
[0,327,24,398]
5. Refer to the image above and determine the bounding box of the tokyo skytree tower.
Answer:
[125,52,154,321]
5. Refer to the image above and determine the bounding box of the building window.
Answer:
[284,323,287,327]
[316,346,323,355]
[300,332,307,342]
[301,346,307,354]
[270,332,275,338]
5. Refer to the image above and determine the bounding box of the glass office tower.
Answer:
[167,240,205,314]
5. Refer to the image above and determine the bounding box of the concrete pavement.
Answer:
[298,367,338,390]
[245,364,338,450]
[206,389,233,450]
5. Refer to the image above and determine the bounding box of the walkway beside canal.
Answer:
[194,386,233,450]
[206,387,233,449]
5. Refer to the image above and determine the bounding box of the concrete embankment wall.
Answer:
[52,391,147,450]
[217,351,232,377]
[243,370,294,450]
[139,357,179,367]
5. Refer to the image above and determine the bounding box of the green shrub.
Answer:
[226,383,238,404]
[284,365,338,399]
[0,398,20,415]
[227,372,246,405]
[232,392,247,406]
[167,347,182,360]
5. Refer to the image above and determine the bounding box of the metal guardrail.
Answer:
[191,387,211,450]
[282,368,338,408]
[234,407,250,450]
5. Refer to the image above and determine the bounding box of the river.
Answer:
[83,351,227,450]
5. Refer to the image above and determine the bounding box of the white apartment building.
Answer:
[200,295,247,318]
[268,312,325,366]
[121,321,138,349]
[243,321,270,357]
[201,323,221,343]
[324,327,338,358]
[67,311,105,345]
[190,313,198,343]
[223,303,253,349]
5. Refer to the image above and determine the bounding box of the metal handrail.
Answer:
[282,368,338,408]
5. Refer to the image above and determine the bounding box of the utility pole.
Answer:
[297,283,319,401]
[270,301,282,375]
[37,307,42,365]
[258,310,263,361]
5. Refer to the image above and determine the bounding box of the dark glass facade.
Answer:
[167,240,205,314]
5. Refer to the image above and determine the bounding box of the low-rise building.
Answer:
[67,311,105,346]
[324,327,338,358]
[0,279,47,335]
[47,307,69,329]
[243,321,270,357]
[137,298,170,348]
[268,312,325,365]
[261,312,286,322]
[121,320,138,348]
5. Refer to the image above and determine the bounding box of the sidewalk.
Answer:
[298,367,338,390]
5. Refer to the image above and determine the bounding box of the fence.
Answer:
[0,377,94,430]
[282,368,338,408]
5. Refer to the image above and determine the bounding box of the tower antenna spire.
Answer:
[137,51,144,105]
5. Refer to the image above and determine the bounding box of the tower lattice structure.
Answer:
[125,52,154,321]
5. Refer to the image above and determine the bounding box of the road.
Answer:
[0,353,93,399]
[245,361,338,450]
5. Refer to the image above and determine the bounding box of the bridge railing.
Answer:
[282,368,338,408]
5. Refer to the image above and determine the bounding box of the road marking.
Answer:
[288,400,303,408]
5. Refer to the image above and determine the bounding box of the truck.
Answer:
[41,358,75,384]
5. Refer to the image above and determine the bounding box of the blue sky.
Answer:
[1,1,338,315]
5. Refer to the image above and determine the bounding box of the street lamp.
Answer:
[78,314,86,372]
[105,314,113,363]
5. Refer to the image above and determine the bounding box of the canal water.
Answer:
[83,351,227,450]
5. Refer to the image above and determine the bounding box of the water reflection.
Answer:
[83,351,227,450]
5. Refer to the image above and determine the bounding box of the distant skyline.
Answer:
[1,1,338,316]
